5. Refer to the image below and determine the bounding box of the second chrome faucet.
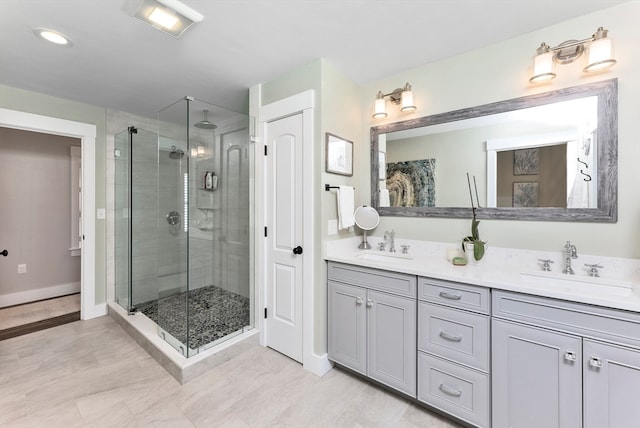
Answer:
[562,241,578,274]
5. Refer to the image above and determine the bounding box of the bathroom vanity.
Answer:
[326,240,640,428]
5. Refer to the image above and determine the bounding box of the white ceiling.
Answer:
[0,0,627,119]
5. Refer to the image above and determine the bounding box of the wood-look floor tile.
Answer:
[0,315,463,428]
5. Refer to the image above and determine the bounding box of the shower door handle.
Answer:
[293,246,303,255]
[1,249,7,257]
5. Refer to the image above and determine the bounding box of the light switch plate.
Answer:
[17,264,27,274]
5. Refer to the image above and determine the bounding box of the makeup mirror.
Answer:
[354,205,380,249]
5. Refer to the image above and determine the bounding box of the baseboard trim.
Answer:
[0,282,81,308]
[304,352,334,377]
[82,302,107,320]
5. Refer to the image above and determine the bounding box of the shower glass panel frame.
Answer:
[114,96,253,357]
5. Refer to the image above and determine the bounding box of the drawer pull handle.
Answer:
[589,356,603,369]
[439,331,462,342]
[439,383,462,397]
[366,299,374,308]
[564,351,577,362]
[439,291,462,300]
[356,297,363,306]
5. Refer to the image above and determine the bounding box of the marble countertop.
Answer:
[325,237,640,313]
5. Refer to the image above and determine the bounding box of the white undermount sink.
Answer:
[520,271,636,297]
[356,250,414,262]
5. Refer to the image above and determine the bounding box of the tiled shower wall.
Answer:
[106,109,251,308]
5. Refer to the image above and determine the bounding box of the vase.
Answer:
[464,241,486,264]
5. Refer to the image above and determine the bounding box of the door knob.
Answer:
[1,249,7,257]
[293,246,303,255]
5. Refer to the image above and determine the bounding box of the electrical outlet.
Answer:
[17,264,27,274]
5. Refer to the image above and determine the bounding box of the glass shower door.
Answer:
[114,129,130,311]
[156,99,191,355]
[114,127,161,314]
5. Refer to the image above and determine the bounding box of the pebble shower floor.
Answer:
[136,285,250,350]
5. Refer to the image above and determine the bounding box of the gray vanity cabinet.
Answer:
[417,278,491,428]
[492,290,640,428]
[328,262,417,396]
[328,281,367,375]
[583,339,640,428]
[492,318,583,428]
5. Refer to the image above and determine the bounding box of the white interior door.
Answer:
[264,113,304,362]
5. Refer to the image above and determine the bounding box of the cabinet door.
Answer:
[492,319,582,428]
[368,289,416,396]
[328,281,367,375]
[584,339,640,428]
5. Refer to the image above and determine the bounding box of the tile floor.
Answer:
[0,294,81,341]
[0,316,462,428]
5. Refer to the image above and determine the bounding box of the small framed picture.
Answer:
[513,148,539,175]
[325,133,353,176]
[513,182,539,207]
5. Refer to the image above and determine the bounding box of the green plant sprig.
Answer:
[462,173,486,261]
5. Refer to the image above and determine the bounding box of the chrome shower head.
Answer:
[194,109,217,130]
[169,146,184,159]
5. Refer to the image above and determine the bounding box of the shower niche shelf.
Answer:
[196,208,216,231]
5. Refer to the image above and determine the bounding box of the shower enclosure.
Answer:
[114,97,253,356]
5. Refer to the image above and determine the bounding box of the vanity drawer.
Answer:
[493,290,640,349]
[418,302,489,372]
[419,277,490,314]
[418,352,489,428]
[328,262,416,298]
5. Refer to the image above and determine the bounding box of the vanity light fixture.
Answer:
[372,82,417,119]
[123,0,204,38]
[33,28,73,47]
[530,27,616,84]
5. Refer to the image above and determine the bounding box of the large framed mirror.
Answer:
[370,79,617,222]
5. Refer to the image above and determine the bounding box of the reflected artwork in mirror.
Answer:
[370,79,617,222]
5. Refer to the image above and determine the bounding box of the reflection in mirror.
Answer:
[486,96,598,208]
[371,79,617,222]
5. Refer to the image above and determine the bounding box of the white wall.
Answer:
[359,2,640,258]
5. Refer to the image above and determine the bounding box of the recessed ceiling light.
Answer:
[123,0,204,38]
[33,28,74,47]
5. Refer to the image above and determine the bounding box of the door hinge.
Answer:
[264,308,267,319]
[264,227,267,237]
[264,145,268,156]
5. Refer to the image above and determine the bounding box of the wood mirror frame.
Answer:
[370,79,617,222]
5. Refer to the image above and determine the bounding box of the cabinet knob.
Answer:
[589,356,603,369]
[564,350,577,362]
[355,297,363,306]
[366,299,374,308]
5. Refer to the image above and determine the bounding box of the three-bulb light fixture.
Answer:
[372,82,417,119]
[530,26,617,84]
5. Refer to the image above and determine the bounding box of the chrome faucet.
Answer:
[562,241,578,274]
[382,230,396,252]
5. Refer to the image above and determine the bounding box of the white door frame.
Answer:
[255,90,330,375]
[0,108,102,320]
